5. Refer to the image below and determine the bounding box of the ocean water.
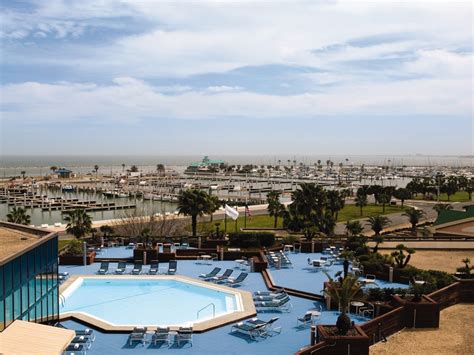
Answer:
[1,154,472,177]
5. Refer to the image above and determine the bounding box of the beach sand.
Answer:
[371,303,474,355]
[381,250,474,273]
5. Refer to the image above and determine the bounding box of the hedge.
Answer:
[228,232,275,248]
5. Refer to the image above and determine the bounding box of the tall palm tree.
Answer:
[326,190,345,219]
[402,208,425,234]
[367,215,390,236]
[377,192,391,213]
[177,189,211,237]
[206,194,221,222]
[121,163,126,173]
[93,164,99,179]
[345,220,363,236]
[355,193,368,216]
[323,274,361,335]
[433,203,453,216]
[21,171,26,179]
[63,209,92,239]
[6,207,31,225]
[267,191,286,228]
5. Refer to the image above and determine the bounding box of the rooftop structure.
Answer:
[186,156,226,172]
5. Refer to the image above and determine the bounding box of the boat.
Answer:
[61,185,75,192]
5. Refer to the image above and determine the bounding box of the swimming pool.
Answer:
[60,276,254,330]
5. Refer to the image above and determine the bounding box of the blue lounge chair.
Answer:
[210,269,233,283]
[70,335,92,350]
[129,326,147,346]
[247,317,281,336]
[97,262,109,275]
[199,267,221,279]
[253,289,285,296]
[224,272,248,287]
[230,322,267,340]
[253,292,288,301]
[64,343,86,355]
[168,260,177,275]
[75,328,95,342]
[149,261,159,275]
[255,296,292,312]
[115,262,127,274]
[131,263,142,275]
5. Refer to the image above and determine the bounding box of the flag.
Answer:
[245,204,252,220]
[224,204,239,220]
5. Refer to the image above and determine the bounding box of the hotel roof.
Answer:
[0,222,57,265]
[434,205,474,226]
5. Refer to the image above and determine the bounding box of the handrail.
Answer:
[197,302,215,319]
[59,294,66,307]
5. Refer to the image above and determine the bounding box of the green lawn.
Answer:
[196,203,406,232]
[58,240,72,251]
[413,191,471,203]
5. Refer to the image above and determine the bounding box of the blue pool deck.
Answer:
[59,251,406,354]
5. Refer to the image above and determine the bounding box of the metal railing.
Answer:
[197,302,216,319]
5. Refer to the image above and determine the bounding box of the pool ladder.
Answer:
[197,302,215,319]
[59,294,66,307]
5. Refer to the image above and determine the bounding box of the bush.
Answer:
[282,235,300,245]
[228,232,275,248]
[66,239,84,255]
[366,287,409,302]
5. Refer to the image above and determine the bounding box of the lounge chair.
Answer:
[199,267,221,279]
[296,312,313,328]
[64,343,86,355]
[246,317,281,336]
[230,322,267,340]
[253,292,288,301]
[70,335,92,350]
[149,261,159,275]
[132,263,142,275]
[168,260,177,275]
[152,327,170,346]
[129,326,147,346]
[97,262,109,275]
[254,289,286,296]
[210,269,233,283]
[176,327,193,346]
[224,272,248,287]
[115,262,127,274]
[75,328,95,342]
[255,296,292,312]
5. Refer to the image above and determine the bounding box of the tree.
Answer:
[372,234,384,254]
[177,189,212,237]
[441,177,458,201]
[93,164,99,176]
[50,166,58,173]
[99,225,114,239]
[465,178,474,201]
[6,207,31,225]
[326,190,345,219]
[433,203,453,216]
[402,208,425,234]
[355,193,368,216]
[345,220,363,236]
[121,163,126,173]
[391,244,415,268]
[393,188,411,207]
[63,209,92,239]
[457,258,474,275]
[367,215,390,236]
[377,192,391,213]
[267,191,286,228]
[323,274,362,335]
[206,195,221,222]
[156,164,165,176]
[21,171,26,179]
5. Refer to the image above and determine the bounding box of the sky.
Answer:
[0,0,473,156]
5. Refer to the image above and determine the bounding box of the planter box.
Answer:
[133,249,158,264]
[392,295,440,328]
[316,325,370,355]
[60,251,96,265]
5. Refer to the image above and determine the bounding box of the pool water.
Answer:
[61,278,239,326]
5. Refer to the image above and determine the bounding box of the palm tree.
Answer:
[99,225,114,240]
[267,191,285,228]
[372,234,384,253]
[156,164,165,176]
[367,215,390,236]
[433,203,453,216]
[63,209,92,238]
[402,208,425,234]
[21,171,26,179]
[93,164,99,179]
[355,193,368,216]
[6,207,31,225]
[377,192,391,213]
[345,220,363,236]
[391,244,416,268]
[121,163,126,173]
[206,194,221,222]
[177,189,212,237]
[50,166,58,173]
[326,190,345,219]
[323,274,361,335]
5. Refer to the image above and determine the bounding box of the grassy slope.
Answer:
[413,191,471,203]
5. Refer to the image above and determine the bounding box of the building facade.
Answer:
[0,223,59,331]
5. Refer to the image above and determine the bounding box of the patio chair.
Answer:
[176,327,193,346]
[210,269,233,283]
[168,260,177,275]
[231,322,267,340]
[131,263,142,275]
[362,274,376,284]
[199,267,221,279]
[223,272,248,287]
[115,262,127,275]
[152,327,170,346]
[64,343,86,355]
[128,326,147,346]
[247,317,281,336]
[97,262,109,275]
[255,296,292,313]
[253,292,288,301]
[75,328,95,342]
[149,261,159,275]
[254,289,286,296]
[296,312,313,328]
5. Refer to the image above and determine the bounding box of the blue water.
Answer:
[61,278,237,326]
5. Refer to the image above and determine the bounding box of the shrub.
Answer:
[366,287,409,302]
[66,239,84,255]
[228,232,275,248]
[282,235,300,245]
